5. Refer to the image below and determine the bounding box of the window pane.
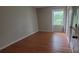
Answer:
[53,11,64,25]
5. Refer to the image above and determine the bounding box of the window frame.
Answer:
[52,9,65,26]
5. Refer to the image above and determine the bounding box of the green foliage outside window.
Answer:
[53,11,64,25]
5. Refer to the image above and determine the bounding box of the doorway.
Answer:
[52,9,65,32]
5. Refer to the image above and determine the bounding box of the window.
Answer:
[53,10,64,25]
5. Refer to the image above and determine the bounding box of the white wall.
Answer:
[66,7,72,39]
[0,7,3,45]
[37,6,66,32]
[0,7,38,49]
[37,7,52,32]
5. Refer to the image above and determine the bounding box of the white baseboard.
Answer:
[0,31,38,51]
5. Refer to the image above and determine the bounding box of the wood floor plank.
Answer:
[0,32,72,53]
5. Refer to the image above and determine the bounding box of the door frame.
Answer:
[51,8,66,32]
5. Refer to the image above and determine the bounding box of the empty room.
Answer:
[0,6,79,53]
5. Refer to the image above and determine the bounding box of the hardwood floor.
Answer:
[0,32,72,53]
